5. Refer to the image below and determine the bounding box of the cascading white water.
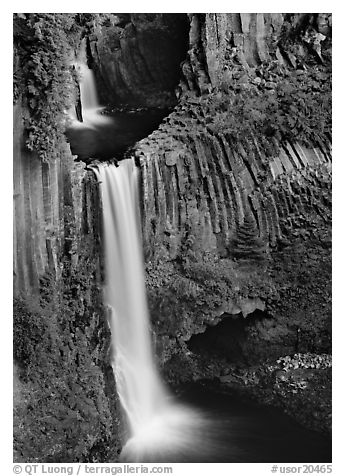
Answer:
[71,62,111,127]
[78,63,99,110]
[77,46,213,461]
[93,161,214,462]
[94,161,168,433]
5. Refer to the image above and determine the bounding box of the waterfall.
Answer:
[93,160,213,462]
[94,161,168,433]
[78,63,99,110]
[72,63,111,127]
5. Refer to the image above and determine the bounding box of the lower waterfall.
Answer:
[93,160,210,462]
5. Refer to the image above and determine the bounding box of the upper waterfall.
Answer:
[78,63,100,111]
[72,62,111,127]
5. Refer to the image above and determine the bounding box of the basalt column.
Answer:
[131,14,332,379]
[89,14,190,108]
[13,100,121,462]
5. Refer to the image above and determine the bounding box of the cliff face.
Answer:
[183,13,331,93]
[13,101,83,295]
[178,13,285,95]
[13,98,121,462]
[137,113,331,371]
[137,122,331,261]
[89,14,190,107]
[13,12,332,460]
[129,13,332,374]
[13,13,128,462]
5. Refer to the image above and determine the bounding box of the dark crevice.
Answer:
[234,14,243,34]
[214,14,220,46]
[187,309,283,367]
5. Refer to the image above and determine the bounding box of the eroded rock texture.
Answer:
[13,101,86,295]
[13,12,332,458]
[89,14,190,107]
[181,13,331,93]
[13,100,121,462]
[137,128,331,261]
[127,13,332,377]
[138,119,331,373]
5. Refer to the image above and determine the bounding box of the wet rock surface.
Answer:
[89,14,190,108]
[135,13,332,439]
[13,101,121,462]
[13,12,332,461]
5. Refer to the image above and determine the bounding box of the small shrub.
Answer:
[13,297,47,370]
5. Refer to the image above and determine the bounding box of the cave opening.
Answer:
[187,309,281,368]
[66,13,190,163]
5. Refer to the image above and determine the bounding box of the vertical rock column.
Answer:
[13,98,122,462]
[135,115,331,262]
[13,101,64,295]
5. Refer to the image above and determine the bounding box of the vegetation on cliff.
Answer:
[13,14,116,162]
[201,62,331,152]
[13,168,121,462]
[13,12,332,460]
[182,14,331,156]
[13,246,120,462]
[13,14,80,161]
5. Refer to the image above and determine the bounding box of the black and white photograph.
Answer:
[12,9,333,471]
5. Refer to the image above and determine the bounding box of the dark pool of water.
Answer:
[171,381,331,463]
[65,108,171,161]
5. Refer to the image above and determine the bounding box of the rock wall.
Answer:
[13,98,121,463]
[128,13,332,375]
[137,117,331,366]
[89,13,190,107]
[13,100,86,296]
[14,101,59,295]
[205,14,284,79]
[80,12,331,374]
[13,12,332,457]
[180,13,331,93]
[136,125,331,260]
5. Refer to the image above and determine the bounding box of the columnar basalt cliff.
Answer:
[137,118,331,369]
[121,14,332,375]
[13,13,332,461]
[89,14,190,107]
[86,11,331,402]
[13,14,122,462]
[13,101,83,295]
[129,14,331,432]
[13,98,122,462]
